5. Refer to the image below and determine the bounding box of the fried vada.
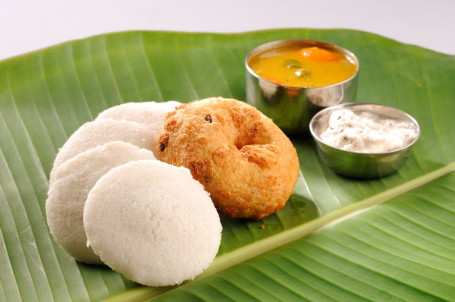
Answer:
[157,97,299,220]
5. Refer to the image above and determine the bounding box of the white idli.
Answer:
[83,160,222,286]
[95,101,181,160]
[96,101,180,127]
[50,118,154,182]
[46,141,156,264]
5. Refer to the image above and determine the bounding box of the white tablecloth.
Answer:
[1,0,454,60]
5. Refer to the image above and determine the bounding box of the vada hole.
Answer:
[235,130,272,150]
[235,138,264,150]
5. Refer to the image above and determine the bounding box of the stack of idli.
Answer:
[45,101,222,287]
[95,100,181,159]
[47,141,156,264]
[48,118,155,182]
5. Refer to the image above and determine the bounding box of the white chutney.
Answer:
[320,109,419,153]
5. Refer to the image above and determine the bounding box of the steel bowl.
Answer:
[309,103,420,179]
[245,40,359,134]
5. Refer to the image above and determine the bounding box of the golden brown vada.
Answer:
[157,97,299,220]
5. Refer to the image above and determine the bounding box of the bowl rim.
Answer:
[245,39,360,90]
[309,102,421,155]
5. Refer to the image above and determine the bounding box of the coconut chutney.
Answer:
[320,108,419,153]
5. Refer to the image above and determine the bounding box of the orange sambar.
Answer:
[248,45,357,88]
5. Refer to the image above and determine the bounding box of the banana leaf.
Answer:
[0,29,454,302]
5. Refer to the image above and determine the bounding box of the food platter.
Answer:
[1,29,455,301]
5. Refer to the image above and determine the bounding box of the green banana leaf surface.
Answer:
[1,29,454,301]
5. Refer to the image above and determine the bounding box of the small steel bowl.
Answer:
[245,40,359,133]
[309,103,420,179]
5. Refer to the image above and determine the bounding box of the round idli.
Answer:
[83,160,222,286]
[96,101,181,127]
[50,118,154,182]
[95,101,181,160]
[46,141,156,264]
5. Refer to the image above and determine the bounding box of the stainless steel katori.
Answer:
[309,103,420,179]
[245,39,359,133]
